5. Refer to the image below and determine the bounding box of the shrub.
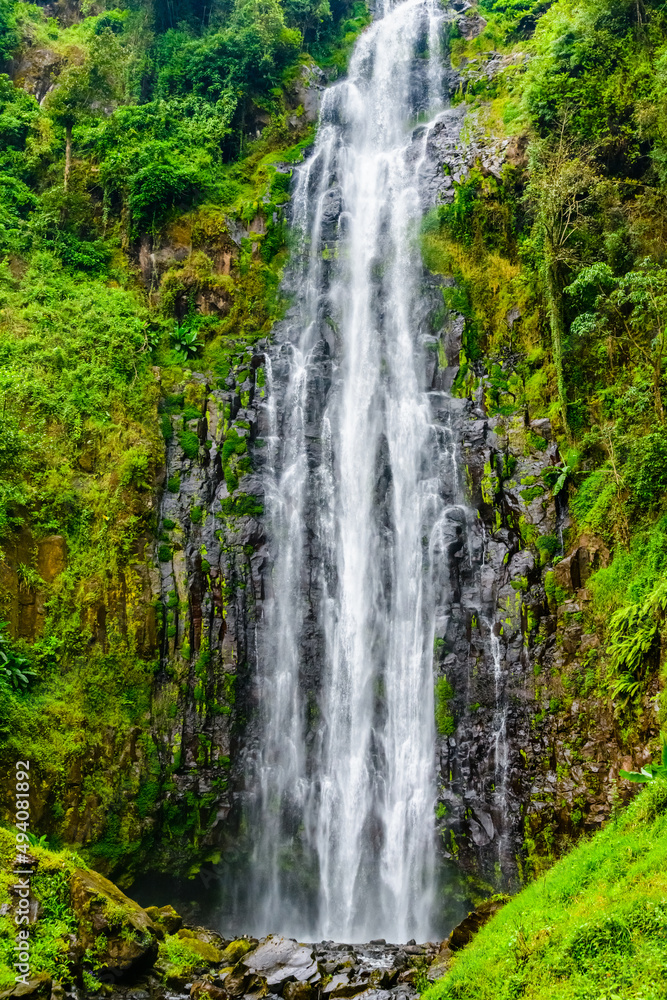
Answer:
[626,433,667,512]
[190,505,203,524]
[435,676,455,736]
[0,630,35,692]
[161,413,173,441]
[219,493,263,517]
[179,430,200,460]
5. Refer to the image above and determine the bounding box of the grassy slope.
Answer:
[424,780,667,1000]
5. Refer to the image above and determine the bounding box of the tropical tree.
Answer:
[45,34,121,190]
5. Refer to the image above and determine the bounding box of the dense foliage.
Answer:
[423,0,667,736]
[0,0,368,870]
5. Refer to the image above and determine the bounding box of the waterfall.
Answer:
[241,0,454,943]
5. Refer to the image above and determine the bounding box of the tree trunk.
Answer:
[239,97,246,159]
[64,124,72,192]
[653,360,665,423]
[545,257,569,431]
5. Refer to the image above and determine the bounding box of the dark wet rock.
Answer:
[457,11,487,39]
[286,62,327,122]
[0,978,52,1000]
[426,946,452,982]
[9,47,65,102]
[191,983,229,1000]
[146,905,183,937]
[284,983,316,1000]
[448,898,509,951]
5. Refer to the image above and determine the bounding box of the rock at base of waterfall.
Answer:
[426,946,452,982]
[0,977,52,1000]
[242,937,319,987]
[284,981,316,1000]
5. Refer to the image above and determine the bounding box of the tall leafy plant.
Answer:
[620,737,667,783]
[0,628,36,692]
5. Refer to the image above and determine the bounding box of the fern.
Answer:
[607,581,667,709]
[0,628,36,692]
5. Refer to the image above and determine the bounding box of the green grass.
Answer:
[423,780,667,1000]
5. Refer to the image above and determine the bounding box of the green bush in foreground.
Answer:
[423,780,667,1000]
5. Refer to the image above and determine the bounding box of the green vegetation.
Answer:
[0,829,83,990]
[424,0,667,744]
[424,779,667,1000]
[0,0,369,875]
[435,676,455,736]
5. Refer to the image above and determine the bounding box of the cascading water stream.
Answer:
[242,0,458,943]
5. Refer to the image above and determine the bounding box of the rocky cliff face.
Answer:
[431,393,659,886]
[0,0,660,911]
[146,358,269,870]
[412,46,661,885]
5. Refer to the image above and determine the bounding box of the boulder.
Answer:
[426,945,452,981]
[242,937,319,987]
[283,983,314,1000]
[219,965,265,999]
[191,982,229,1000]
[145,903,183,936]
[219,938,259,966]
[329,980,372,998]
[0,978,51,1000]
[174,929,225,963]
[70,869,158,979]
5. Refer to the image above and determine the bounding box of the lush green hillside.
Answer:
[423,0,667,784]
[0,0,368,870]
[423,777,667,1000]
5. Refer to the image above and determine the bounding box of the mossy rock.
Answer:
[219,938,258,966]
[157,932,225,984]
[70,868,159,979]
[174,928,225,962]
[0,830,159,990]
[0,976,52,1000]
[145,904,183,937]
